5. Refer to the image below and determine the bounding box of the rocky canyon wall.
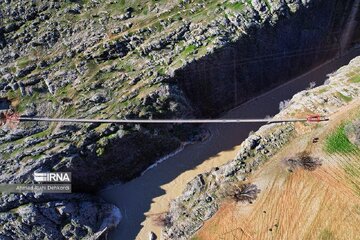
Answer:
[174,0,358,116]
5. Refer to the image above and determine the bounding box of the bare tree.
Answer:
[228,183,261,203]
[152,213,172,228]
[285,151,322,171]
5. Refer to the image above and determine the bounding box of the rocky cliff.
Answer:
[1,0,358,191]
[175,0,354,116]
[164,56,360,239]
[0,193,121,239]
[0,0,359,239]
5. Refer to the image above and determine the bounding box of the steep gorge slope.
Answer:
[175,0,353,116]
[0,0,359,239]
[0,0,358,192]
[165,56,360,240]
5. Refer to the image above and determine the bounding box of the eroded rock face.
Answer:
[174,0,354,116]
[164,124,295,240]
[0,0,359,238]
[0,0,357,196]
[164,56,360,239]
[0,193,121,240]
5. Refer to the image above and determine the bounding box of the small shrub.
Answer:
[297,152,322,171]
[228,183,260,203]
[286,152,322,171]
[153,213,172,228]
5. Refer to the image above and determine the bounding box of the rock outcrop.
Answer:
[0,0,358,192]
[164,56,360,239]
[0,0,359,238]
[346,120,360,146]
[0,193,121,240]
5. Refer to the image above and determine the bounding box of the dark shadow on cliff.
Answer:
[98,44,360,240]
[90,0,360,238]
[66,0,360,195]
[174,0,354,117]
[96,0,360,237]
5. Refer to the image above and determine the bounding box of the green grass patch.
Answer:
[225,2,245,11]
[325,124,358,154]
[1,152,11,160]
[16,57,33,68]
[182,44,196,56]
[30,129,51,139]
[336,92,352,102]
[157,67,166,76]
[350,75,360,83]
[317,87,328,94]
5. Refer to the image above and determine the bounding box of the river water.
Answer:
[99,48,360,240]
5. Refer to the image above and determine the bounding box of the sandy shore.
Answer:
[137,142,242,239]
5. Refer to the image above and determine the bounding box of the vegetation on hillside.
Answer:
[325,124,358,153]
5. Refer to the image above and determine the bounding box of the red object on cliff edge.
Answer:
[306,114,322,122]
[0,111,19,129]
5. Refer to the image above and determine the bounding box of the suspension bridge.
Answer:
[0,111,329,128]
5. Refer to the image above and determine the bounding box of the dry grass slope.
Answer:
[195,100,360,240]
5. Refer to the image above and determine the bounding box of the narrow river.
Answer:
[99,48,360,240]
